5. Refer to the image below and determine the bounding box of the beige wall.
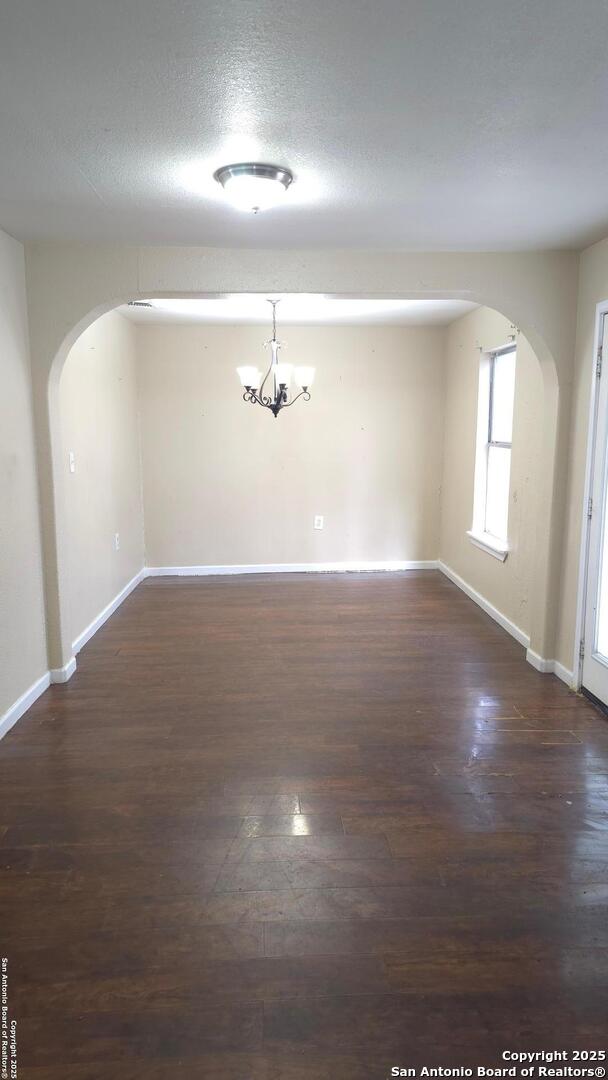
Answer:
[137,323,446,567]
[0,228,48,718]
[0,229,599,717]
[24,244,578,668]
[556,236,608,670]
[440,307,543,638]
[59,310,144,645]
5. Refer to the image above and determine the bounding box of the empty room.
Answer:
[1,2,608,1076]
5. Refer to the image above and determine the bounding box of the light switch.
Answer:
[114,533,120,551]
[314,515,324,530]
[68,451,76,474]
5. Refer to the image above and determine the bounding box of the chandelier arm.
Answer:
[257,355,275,402]
[279,390,311,409]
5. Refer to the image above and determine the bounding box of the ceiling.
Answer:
[119,297,478,326]
[1,0,608,251]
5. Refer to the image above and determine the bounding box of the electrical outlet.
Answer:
[114,533,120,551]
[68,451,76,474]
[314,515,324,530]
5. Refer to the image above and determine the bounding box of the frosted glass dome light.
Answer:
[214,163,293,213]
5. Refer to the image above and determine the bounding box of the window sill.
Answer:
[466,530,509,562]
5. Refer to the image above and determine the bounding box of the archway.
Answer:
[25,245,576,678]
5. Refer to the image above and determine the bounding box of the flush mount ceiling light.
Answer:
[237,300,314,418]
[213,162,293,213]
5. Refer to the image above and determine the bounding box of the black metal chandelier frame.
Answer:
[241,301,312,418]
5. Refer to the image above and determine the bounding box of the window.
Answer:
[468,344,516,560]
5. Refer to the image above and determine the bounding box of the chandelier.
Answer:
[236,300,315,418]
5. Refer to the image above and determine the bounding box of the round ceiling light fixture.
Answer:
[213,162,293,213]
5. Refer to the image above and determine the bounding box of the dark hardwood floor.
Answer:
[2,570,608,1077]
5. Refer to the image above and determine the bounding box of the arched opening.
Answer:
[42,288,564,681]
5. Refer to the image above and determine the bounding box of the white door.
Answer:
[582,315,608,702]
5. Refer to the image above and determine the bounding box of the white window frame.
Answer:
[467,343,516,561]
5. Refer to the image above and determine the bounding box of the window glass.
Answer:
[485,444,511,540]
[490,351,516,443]
[472,344,516,549]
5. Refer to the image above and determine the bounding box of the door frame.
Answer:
[572,299,608,690]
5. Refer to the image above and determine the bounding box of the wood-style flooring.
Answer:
[2,571,608,1077]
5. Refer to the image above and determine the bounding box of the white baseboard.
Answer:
[146,560,439,577]
[554,660,575,686]
[1,569,147,741]
[0,672,51,741]
[526,649,574,687]
[525,649,553,674]
[437,560,530,648]
[50,656,77,683]
[72,568,146,654]
[437,560,574,686]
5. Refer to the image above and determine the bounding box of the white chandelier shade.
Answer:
[237,366,262,389]
[273,362,293,386]
[294,366,315,388]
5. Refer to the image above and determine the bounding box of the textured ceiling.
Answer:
[119,297,478,326]
[1,0,607,250]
